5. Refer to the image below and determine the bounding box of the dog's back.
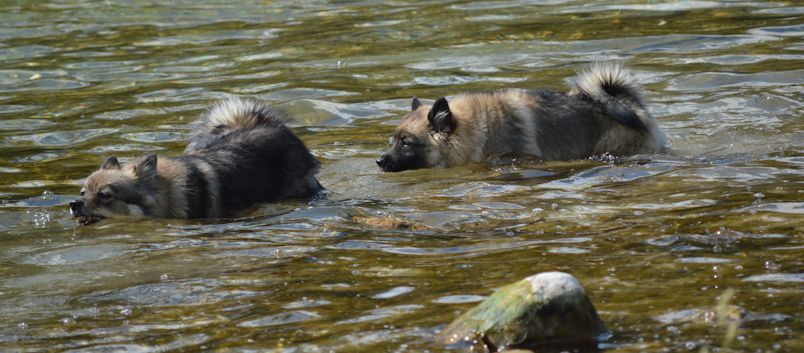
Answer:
[565,62,665,156]
[489,63,665,160]
[183,98,322,216]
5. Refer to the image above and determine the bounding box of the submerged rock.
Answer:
[352,215,436,231]
[440,272,610,352]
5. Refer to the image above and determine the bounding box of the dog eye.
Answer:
[97,191,111,200]
[80,191,85,196]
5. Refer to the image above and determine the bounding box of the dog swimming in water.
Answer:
[70,97,322,225]
[377,63,666,172]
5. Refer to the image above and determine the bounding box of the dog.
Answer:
[377,63,666,172]
[70,97,322,225]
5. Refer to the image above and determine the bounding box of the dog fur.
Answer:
[377,63,666,172]
[70,97,322,224]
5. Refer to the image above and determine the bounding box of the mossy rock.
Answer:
[441,272,610,352]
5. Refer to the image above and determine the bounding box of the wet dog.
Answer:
[70,97,322,225]
[377,63,666,172]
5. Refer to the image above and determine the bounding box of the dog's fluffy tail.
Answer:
[201,97,288,133]
[187,97,289,151]
[573,62,649,131]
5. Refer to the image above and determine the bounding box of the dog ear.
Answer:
[411,97,422,111]
[132,154,158,184]
[427,97,455,134]
[101,156,120,170]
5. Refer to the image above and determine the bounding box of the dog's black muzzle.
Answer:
[69,199,84,216]
[376,154,395,172]
[69,199,102,225]
[377,152,425,172]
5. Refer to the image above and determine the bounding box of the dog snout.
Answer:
[376,154,392,170]
[69,199,84,216]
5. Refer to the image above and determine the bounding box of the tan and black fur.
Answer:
[377,63,666,172]
[70,97,322,225]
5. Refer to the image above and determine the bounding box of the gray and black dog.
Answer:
[377,63,666,172]
[70,97,322,225]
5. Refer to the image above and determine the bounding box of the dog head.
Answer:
[70,155,158,225]
[377,97,456,172]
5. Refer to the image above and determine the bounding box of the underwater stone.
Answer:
[440,271,610,352]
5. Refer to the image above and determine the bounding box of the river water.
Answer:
[0,1,801,352]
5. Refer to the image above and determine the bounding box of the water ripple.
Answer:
[6,128,118,147]
[239,310,321,328]
[83,280,264,307]
[121,131,188,143]
[668,70,804,91]
[0,118,53,130]
[372,286,415,299]
[336,304,423,325]
[382,237,591,256]
[743,273,804,283]
[21,244,135,266]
